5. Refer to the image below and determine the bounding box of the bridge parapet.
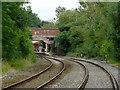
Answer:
[31,28,60,38]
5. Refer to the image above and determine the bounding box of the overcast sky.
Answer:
[29,0,79,21]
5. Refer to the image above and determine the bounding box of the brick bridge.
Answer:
[30,28,60,53]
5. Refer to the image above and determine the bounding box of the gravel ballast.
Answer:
[2,56,119,89]
[64,56,120,88]
[2,57,51,88]
[90,59,120,87]
[44,58,85,88]
[12,59,63,88]
[77,61,112,88]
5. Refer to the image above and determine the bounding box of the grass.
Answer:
[2,60,12,72]
[108,59,120,66]
[49,51,54,56]
[2,56,37,72]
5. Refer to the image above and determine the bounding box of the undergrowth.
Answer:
[66,52,120,66]
[108,59,120,66]
[2,55,37,72]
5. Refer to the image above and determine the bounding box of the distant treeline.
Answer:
[55,2,120,61]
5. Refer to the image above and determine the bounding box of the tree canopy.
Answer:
[56,2,120,61]
[2,2,40,60]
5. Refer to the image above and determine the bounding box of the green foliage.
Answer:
[2,55,37,72]
[55,6,66,17]
[27,6,41,27]
[41,41,45,49]
[68,26,84,46]
[79,2,89,9]
[58,25,70,32]
[51,41,55,53]
[49,51,54,56]
[56,10,77,27]
[2,2,36,61]
[41,21,55,28]
[56,2,120,62]
[57,31,70,53]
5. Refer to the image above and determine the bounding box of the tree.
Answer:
[55,6,66,17]
[56,31,70,53]
[2,2,35,60]
[55,2,120,61]
[41,21,55,28]
[27,6,41,27]
[58,25,70,32]
[56,10,78,28]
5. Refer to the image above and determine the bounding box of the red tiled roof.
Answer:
[31,28,60,36]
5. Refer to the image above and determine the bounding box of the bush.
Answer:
[57,31,70,53]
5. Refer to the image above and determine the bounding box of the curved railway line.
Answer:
[2,55,119,90]
[46,56,119,89]
[68,57,119,90]
[70,60,89,89]
[46,56,89,89]
[35,57,65,89]
[2,58,65,90]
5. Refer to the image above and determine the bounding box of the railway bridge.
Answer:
[30,28,60,53]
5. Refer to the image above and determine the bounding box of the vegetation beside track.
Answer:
[2,2,120,72]
[2,55,37,72]
[108,60,120,67]
[2,2,41,72]
[53,2,120,65]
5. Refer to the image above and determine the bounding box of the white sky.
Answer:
[29,0,79,21]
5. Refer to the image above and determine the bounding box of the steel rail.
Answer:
[43,56,89,89]
[69,60,89,89]
[2,58,53,90]
[71,58,119,90]
[35,57,65,90]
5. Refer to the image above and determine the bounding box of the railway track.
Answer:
[2,58,65,90]
[46,56,89,89]
[2,55,119,89]
[35,57,65,89]
[69,57,119,90]
[69,60,89,89]
[46,56,119,89]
